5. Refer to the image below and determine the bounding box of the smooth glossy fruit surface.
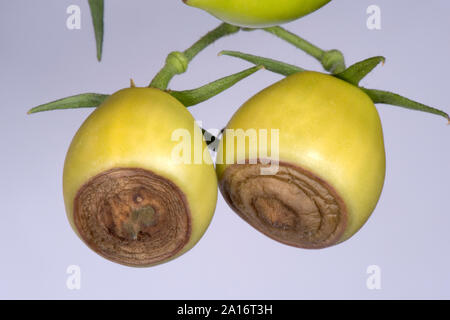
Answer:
[184,0,332,27]
[63,87,218,266]
[216,71,386,248]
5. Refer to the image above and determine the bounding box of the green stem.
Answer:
[183,23,240,61]
[149,23,240,90]
[263,26,323,59]
[261,26,346,74]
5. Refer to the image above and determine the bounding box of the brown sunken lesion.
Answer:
[73,168,191,267]
[220,161,347,249]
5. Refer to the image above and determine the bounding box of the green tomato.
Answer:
[183,0,332,28]
[64,87,218,267]
[216,71,386,248]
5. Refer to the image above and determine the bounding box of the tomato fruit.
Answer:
[183,0,332,28]
[216,71,386,248]
[63,87,218,266]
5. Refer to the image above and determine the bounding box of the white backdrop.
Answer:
[0,0,449,299]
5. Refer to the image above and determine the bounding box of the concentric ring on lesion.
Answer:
[220,161,347,248]
[73,168,191,267]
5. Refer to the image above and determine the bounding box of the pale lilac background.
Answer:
[0,0,449,299]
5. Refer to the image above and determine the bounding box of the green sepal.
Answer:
[169,65,263,107]
[27,93,109,114]
[361,88,449,121]
[88,0,104,62]
[219,50,303,76]
[336,56,385,85]
[220,50,448,122]
[28,67,262,113]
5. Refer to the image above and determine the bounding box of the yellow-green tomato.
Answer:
[216,71,386,249]
[183,0,332,28]
[63,87,218,267]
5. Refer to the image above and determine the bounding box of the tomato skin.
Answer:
[216,72,386,246]
[184,0,332,28]
[63,88,218,266]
